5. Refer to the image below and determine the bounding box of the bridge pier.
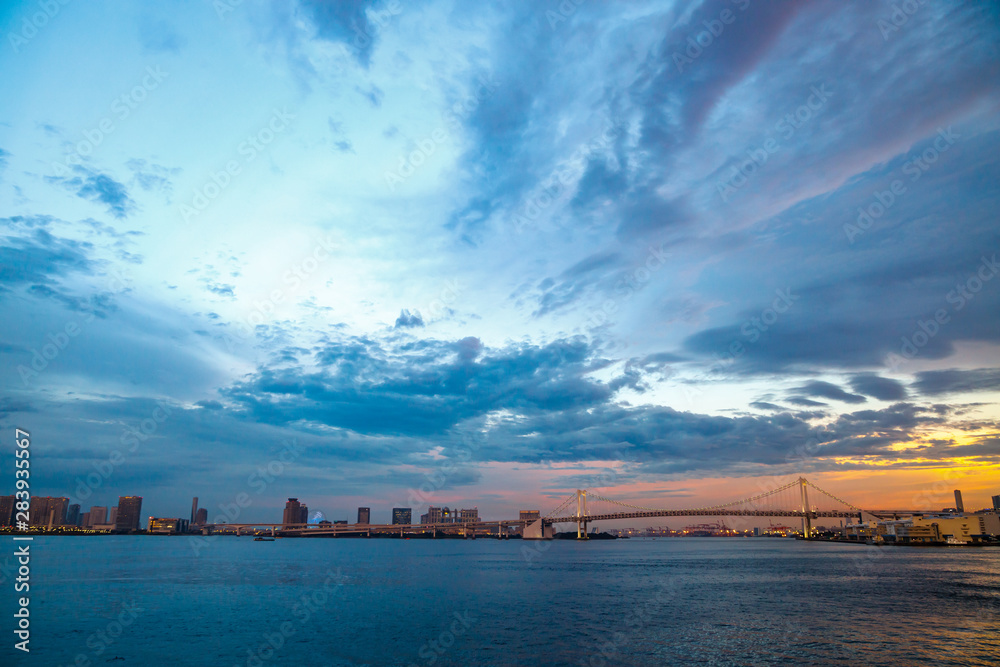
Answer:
[799,477,812,538]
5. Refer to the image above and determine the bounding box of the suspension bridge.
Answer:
[204,477,883,540]
[530,477,870,540]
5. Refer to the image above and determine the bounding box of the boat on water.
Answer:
[254,536,275,541]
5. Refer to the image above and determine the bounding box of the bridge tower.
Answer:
[576,489,588,540]
[799,477,812,538]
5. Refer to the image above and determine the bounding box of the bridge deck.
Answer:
[546,509,861,524]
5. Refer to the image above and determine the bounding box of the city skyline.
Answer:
[4,480,999,532]
[2,1,999,523]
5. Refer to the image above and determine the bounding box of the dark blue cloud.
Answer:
[912,368,1000,396]
[794,381,867,405]
[787,397,826,408]
[46,166,135,219]
[0,227,94,287]
[394,309,424,329]
[849,374,907,401]
[223,335,618,437]
[299,0,382,66]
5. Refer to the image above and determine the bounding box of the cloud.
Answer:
[206,283,236,298]
[46,166,135,219]
[749,401,785,411]
[354,84,384,107]
[529,251,622,317]
[848,373,907,401]
[126,159,180,195]
[912,368,1000,396]
[299,0,383,66]
[0,227,94,288]
[222,334,619,437]
[787,397,826,407]
[793,380,867,404]
[394,309,424,329]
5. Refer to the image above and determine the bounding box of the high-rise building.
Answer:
[357,507,370,524]
[283,498,305,527]
[108,507,118,525]
[191,497,199,525]
[424,506,443,524]
[392,508,411,525]
[49,497,68,527]
[954,490,965,513]
[195,508,208,525]
[459,508,479,523]
[299,505,309,524]
[67,504,81,526]
[0,496,15,526]
[88,506,108,527]
[993,494,1000,512]
[80,511,90,528]
[115,496,143,532]
[28,497,68,527]
[28,497,45,526]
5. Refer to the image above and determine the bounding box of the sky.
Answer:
[1,0,999,526]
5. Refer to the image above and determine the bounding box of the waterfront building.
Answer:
[0,495,15,526]
[67,504,81,526]
[283,498,307,527]
[191,497,199,524]
[195,508,208,525]
[459,508,479,523]
[28,497,44,526]
[975,512,1000,537]
[357,507,370,524]
[28,497,69,527]
[80,511,90,527]
[88,506,108,527]
[993,494,1000,512]
[846,514,999,544]
[392,508,411,525]
[49,497,68,527]
[115,496,143,532]
[423,506,443,524]
[148,518,190,534]
[108,507,118,525]
[954,489,965,513]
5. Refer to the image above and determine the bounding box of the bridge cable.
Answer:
[586,478,803,514]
